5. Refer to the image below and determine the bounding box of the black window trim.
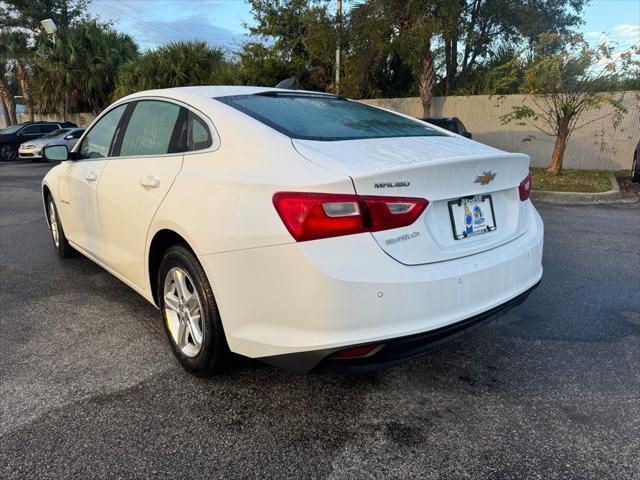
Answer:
[186,110,213,151]
[74,102,130,161]
[74,96,219,162]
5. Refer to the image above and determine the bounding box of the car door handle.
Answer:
[85,172,98,182]
[139,176,161,188]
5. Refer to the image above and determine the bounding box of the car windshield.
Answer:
[216,93,445,141]
[0,125,23,134]
[43,128,69,138]
[42,128,71,138]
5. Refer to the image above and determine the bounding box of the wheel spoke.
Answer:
[164,292,180,313]
[187,315,203,346]
[174,269,190,303]
[177,319,189,348]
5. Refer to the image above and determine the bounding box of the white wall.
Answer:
[362,92,640,170]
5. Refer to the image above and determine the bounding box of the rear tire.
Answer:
[47,197,76,258]
[158,245,229,376]
[632,152,640,183]
[0,144,18,161]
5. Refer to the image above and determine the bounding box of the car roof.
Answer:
[120,85,335,104]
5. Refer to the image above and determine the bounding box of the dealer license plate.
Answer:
[448,195,496,240]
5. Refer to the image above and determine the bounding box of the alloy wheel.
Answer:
[163,267,204,358]
[49,201,60,248]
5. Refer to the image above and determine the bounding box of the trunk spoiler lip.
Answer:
[292,137,529,177]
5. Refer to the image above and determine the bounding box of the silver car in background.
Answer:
[19,128,85,161]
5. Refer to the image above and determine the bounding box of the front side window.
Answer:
[78,104,127,159]
[216,93,445,141]
[20,125,41,135]
[119,100,181,157]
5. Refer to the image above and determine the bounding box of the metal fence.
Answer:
[362,92,639,171]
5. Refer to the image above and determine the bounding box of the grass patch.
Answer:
[531,168,612,193]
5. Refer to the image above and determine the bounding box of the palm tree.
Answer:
[114,41,233,99]
[0,31,35,121]
[29,20,138,116]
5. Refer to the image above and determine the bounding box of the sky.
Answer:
[87,0,640,53]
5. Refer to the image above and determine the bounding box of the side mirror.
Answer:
[43,145,69,161]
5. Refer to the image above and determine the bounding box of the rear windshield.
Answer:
[215,93,445,141]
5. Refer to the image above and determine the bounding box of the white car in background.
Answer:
[41,86,543,375]
[19,127,85,161]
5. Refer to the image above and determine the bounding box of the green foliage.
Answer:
[239,0,337,90]
[497,34,637,135]
[0,0,90,33]
[113,41,234,99]
[493,33,638,173]
[30,20,138,114]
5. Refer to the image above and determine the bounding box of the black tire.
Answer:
[632,152,640,183]
[0,144,18,161]
[47,196,76,258]
[158,245,230,376]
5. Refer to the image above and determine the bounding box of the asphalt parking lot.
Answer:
[1,160,639,480]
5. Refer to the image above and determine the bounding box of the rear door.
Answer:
[96,99,186,288]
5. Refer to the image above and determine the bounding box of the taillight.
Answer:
[273,192,428,242]
[519,171,532,201]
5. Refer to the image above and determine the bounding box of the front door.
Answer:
[97,100,185,288]
[59,104,128,260]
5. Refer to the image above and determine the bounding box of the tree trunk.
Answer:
[547,123,570,175]
[1,97,9,127]
[0,77,17,125]
[15,62,34,121]
[419,36,435,119]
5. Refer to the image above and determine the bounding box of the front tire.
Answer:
[0,144,18,161]
[158,245,229,376]
[632,152,640,183]
[47,197,76,258]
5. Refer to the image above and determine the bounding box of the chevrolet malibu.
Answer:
[41,86,543,375]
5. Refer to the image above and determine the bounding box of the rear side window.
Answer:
[78,104,127,159]
[188,112,212,151]
[216,93,444,141]
[40,124,59,133]
[119,100,181,157]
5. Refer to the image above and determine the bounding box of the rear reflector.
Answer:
[331,344,382,359]
[273,192,428,241]
[519,171,532,201]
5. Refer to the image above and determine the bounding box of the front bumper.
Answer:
[18,147,42,159]
[199,201,543,372]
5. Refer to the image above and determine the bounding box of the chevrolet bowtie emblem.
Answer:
[474,171,496,185]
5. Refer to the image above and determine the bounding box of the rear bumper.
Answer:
[199,201,543,372]
[269,280,539,373]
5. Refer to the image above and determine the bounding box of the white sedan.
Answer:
[42,86,543,375]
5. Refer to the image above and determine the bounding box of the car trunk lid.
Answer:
[293,135,531,265]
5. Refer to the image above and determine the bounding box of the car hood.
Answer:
[21,137,52,146]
